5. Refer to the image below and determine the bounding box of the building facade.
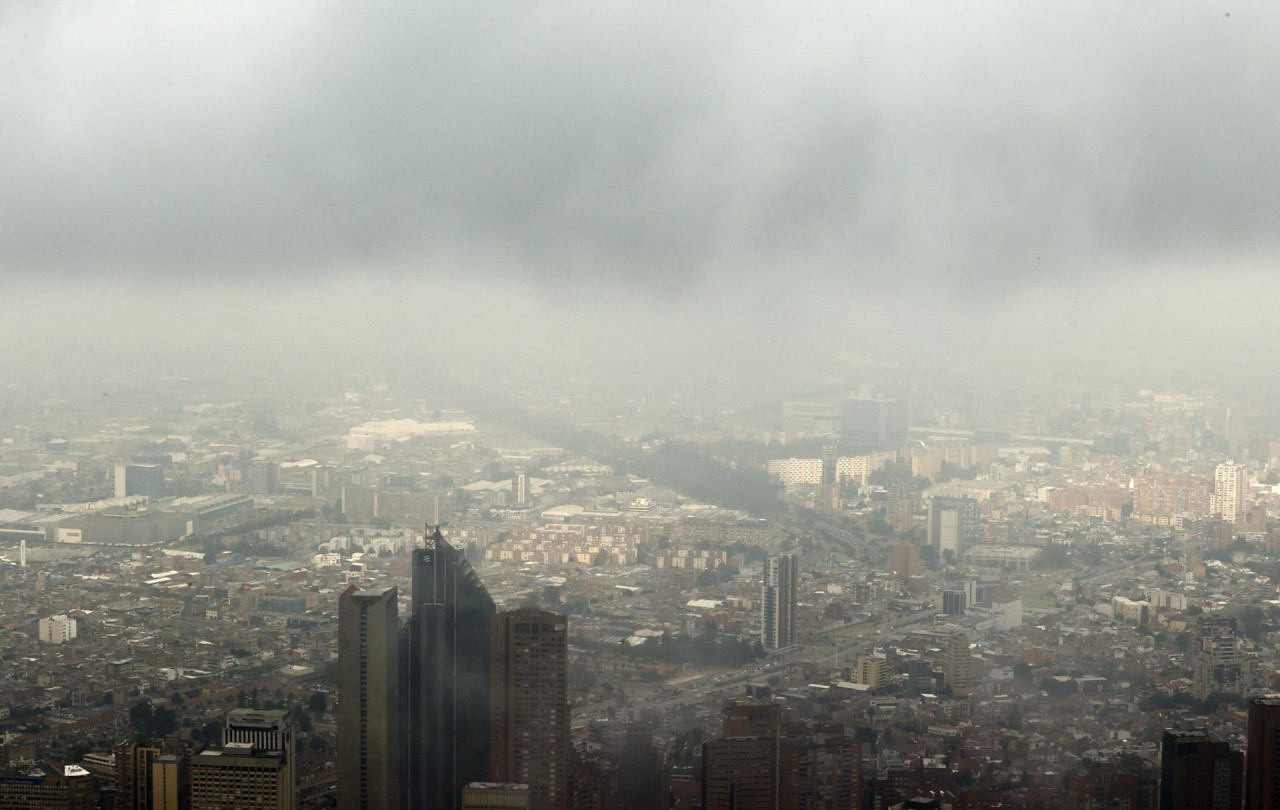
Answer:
[761,554,797,650]
[224,709,295,810]
[1159,729,1242,810]
[1247,696,1280,809]
[490,609,570,810]
[337,586,401,810]
[1213,462,1247,523]
[702,704,782,810]
[190,745,288,810]
[1192,616,1248,701]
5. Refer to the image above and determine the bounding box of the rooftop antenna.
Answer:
[425,523,448,548]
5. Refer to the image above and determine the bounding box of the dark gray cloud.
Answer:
[3,2,1278,296]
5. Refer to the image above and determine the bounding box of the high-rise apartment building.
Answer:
[490,609,570,810]
[761,554,797,650]
[834,451,896,486]
[1159,729,1242,810]
[190,744,289,810]
[765,458,825,487]
[407,529,496,810]
[884,484,917,532]
[512,472,530,507]
[1213,462,1248,523]
[779,724,861,810]
[702,703,782,810]
[1192,616,1248,700]
[1135,474,1212,518]
[943,631,983,696]
[1247,696,1280,809]
[337,586,401,810]
[224,709,295,810]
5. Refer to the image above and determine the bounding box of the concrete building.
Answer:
[190,744,289,810]
[964,545,1040,571]
[765,458,824,487]
[115,463,166,500]
[1135,474,1211,519]
[1192,616,1247,700]
[224,709,295,810]
[926,497,980,559]
[761,554,797,650]
[943,632,983,696]
[116,742,164,810]
[38,614,76,644]
[855,655,887,689]
[151,754,186,810]
[834,452,896,486]
[1112,596,1150,626]
[337,586,401,810]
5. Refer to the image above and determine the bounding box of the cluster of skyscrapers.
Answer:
[338,529,570,810]
[1159,695,1280,809]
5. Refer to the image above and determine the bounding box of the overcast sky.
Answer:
[3,2,1278,392]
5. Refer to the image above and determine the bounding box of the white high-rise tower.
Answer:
[761,554,797,650]
[1213,462,1247,523]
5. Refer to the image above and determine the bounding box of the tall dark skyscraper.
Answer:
[407,528,497,810]
[490,608,570,810]
[338,585,401,810]
[1247,696,1280,809]
[1159,729,1242,810]
[617,723,661,810]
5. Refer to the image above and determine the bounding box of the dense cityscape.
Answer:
[8,1,1280,809]
[3,372,1280,808]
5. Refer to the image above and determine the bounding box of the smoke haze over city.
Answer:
[8,4,1280,810]
[5,2,1280,394]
